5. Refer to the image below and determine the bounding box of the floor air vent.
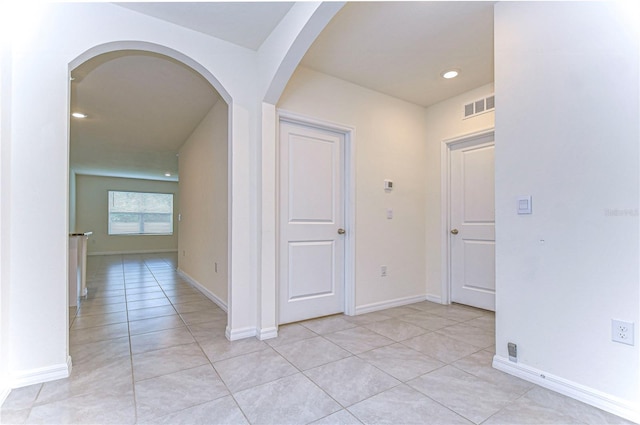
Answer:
[464,94,495,119]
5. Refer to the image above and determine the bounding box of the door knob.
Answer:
[450,229,459,235]
[337,228,346,235]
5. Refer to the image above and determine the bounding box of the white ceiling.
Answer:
[70,50,219,181]
[301,1,494,107]
[115,2,295,50]
[71,2,495,181]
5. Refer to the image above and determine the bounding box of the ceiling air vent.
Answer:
[464,94,495,119]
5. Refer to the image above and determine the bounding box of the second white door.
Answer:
[279,121,345,324]
[450,137,495,311]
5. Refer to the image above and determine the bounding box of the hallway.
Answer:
[0,254,630,424]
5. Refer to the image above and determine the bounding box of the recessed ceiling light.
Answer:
[441,69,460,79]
[71,112,87,118]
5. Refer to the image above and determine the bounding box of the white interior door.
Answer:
[279,121,345,324]
[450,139,495,311]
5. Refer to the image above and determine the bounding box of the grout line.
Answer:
[120,254,141,425]
[80,254,531,425]
[167,269,253,425]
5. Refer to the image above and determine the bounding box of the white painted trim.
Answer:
[11,356,72,389]
[425,294,443,304]
[176,269,228,313]
[225,326,257,341]
[275,110,357,320]
[0,387,10,406]
[225,101,234,343]
[440,127,495,306]
[258,327,278,341]
[88,249,178,256]
[344,125,357,317]
[493,355,640,424]
[259,102,278,339]
[355,295,427,315]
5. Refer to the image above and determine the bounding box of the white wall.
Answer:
[6,4,72,384]
[75,175,179,255]
[0,36,11,404]
[0,0,347,386]
[1,1,260,387]
[423,84,495,301]
[178,100,228,306]
[278,67,428,311]
[69,171,76,233]
[494,2,639,421]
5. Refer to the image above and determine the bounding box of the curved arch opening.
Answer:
[68,42,230,348]
[70,41,231,105]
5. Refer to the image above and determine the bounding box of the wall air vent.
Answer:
[486,95,495,110]
[464,94,495,119]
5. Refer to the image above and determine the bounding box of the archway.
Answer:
[68,42,231,349]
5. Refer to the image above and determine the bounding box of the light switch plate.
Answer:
[517,196,532,214]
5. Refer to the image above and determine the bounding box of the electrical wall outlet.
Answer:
[380,265,387,277]
[612,320,634,346]
[508,342,517,362]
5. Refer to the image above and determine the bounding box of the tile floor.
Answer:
[0,254,633,424]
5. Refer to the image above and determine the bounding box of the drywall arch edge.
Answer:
[262,2,344,105]
[69,41,232,105]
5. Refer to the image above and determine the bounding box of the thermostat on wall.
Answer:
[384,179,393,191]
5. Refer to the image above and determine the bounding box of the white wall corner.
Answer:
[258,327,278,341]
[228,103,258,345]
[176,269,228,313]
[0,387,10,407]
[10,356,72,389]
[225,326,257,342]
[425,294,444,304]
[259,102,278,337]
[355,295,427,316]
[493,355,640,424]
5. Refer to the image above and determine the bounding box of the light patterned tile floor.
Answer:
[0,254,633,425]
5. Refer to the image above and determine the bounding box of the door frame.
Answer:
[276,110,356,322]
[440,127,495,305]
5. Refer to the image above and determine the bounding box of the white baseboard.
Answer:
[493,355,640,424]
[425,294,444,304]
[176,269,228,312]
[226,326,257,341]
[355,294,427,315]
[10,356,72,389]
[0,386,10,406]
[258,327,278,341]
[88,249,178,256]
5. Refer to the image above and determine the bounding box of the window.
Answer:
[108,191,174,235]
